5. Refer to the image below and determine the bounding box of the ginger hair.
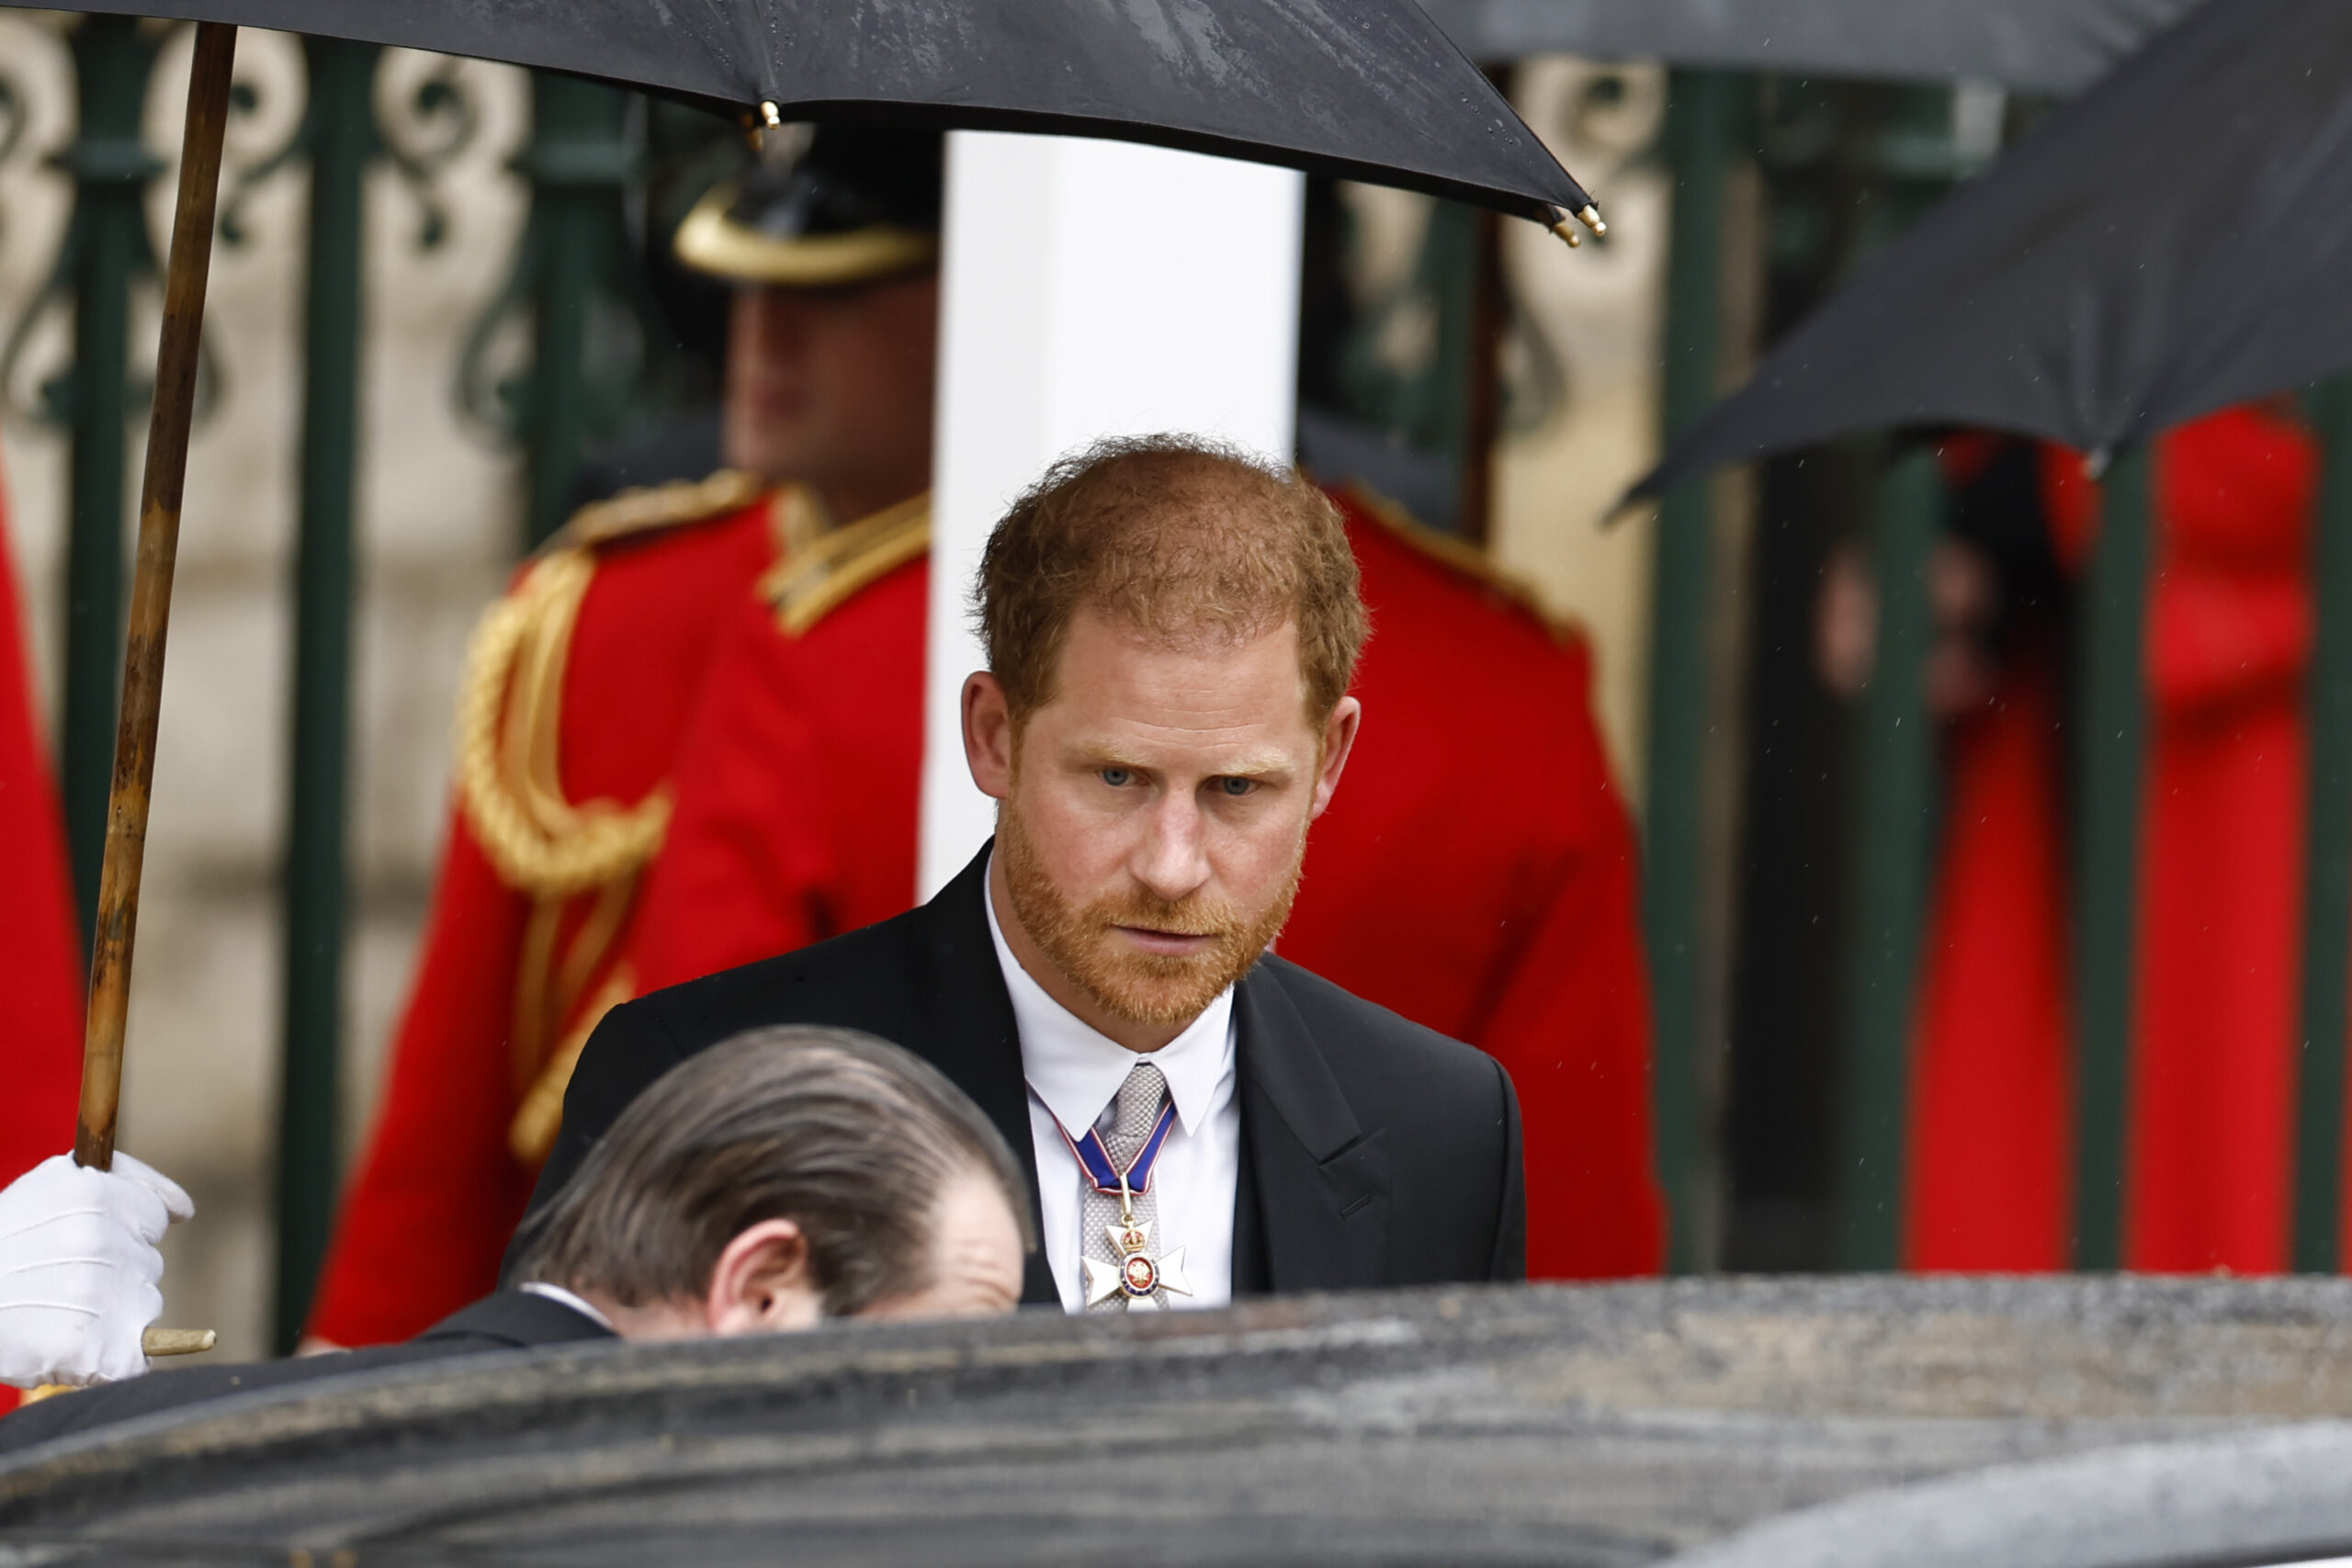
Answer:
[974,435,1369,725]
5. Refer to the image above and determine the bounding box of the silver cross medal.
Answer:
[1082,1164,1192,1310]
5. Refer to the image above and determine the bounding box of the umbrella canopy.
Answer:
[7,0,1594,224]
[1420,0,2199,94]
[1634,0,2352,498]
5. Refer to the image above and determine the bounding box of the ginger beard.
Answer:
[997,756,1306,1027]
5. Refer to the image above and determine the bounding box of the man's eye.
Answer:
[1216,777,1257,797]
[1101,768,1134,787]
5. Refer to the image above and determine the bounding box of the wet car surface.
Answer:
[6,1275,2352,1565]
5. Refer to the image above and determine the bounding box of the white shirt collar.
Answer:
[516,1280,616,1331]
[983,852,1236,1141]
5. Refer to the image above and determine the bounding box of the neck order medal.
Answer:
[1062,1100,1193,1310]
[1085,1169,1193,1310]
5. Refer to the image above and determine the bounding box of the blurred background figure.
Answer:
[1818,404,2322,1271]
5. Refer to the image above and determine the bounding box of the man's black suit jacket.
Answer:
[526,843,1527,1306]
[0,1292,610,1454]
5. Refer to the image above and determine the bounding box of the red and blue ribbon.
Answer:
[1049,1098,1179,1198]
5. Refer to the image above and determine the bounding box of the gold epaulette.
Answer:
[761,492,931,637]
[1340,481,1579,644]
[543,467,766,555]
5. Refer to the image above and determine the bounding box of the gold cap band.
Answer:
[673,183,939,288]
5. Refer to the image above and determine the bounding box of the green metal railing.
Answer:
[271,33,379,1354]
[2070,446,2154,1269]
[54,17,162,956]
[457,73,654,547]
[1832,448,1940,1269]
[2295,382,2352,1272]
[1645,68,1739,1275]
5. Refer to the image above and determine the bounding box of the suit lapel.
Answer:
[904,841,1058,1306]
[1233,964,1391,1294]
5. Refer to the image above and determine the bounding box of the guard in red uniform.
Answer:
[618,482,1665,1282]
[1900,403,2324,1270]
[304,128,946,1347]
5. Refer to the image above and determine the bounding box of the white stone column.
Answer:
[919,133,1304,898]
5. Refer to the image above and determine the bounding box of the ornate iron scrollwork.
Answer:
[0,17,162,432]
[377,61,479,252]
[458,74,727,544]
[219,44,480,254]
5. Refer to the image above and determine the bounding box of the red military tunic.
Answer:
[306,471,790,1346]
[1905,403,2322,1270]
[0,463,86,1417]
[619,484,1665,1279]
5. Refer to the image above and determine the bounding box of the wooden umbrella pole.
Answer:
[74,22,238,1178]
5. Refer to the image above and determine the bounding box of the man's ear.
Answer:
[1308,695,1362,823]
[702,1218,824,1336]
[963,671,1015,801]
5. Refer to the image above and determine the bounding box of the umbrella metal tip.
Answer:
[1548,209,1584,248]
[1576,203,1606,236]
[761,100,783,128]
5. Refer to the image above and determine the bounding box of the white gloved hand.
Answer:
[0,1152,193,1388]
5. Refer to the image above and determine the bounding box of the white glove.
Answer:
[0,1152,193,1388]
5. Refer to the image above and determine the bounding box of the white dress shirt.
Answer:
[983,860,1241,1313]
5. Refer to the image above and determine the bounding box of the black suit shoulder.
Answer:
[0,1293,608,1456]
[628,902,933,1042]
[530,903,939,1221]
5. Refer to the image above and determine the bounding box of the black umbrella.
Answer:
[30,0,1597,224]
[1420,0,2198,94]
[0,0,1601,1355]
[1631,0,2352,498]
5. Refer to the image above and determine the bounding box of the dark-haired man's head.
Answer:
[512,1027,1031,1338]
[960,436,1372,1053]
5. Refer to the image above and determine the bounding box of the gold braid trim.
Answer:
[509,965,635,1167]
[761,492,930,637]
[454,549,674,899]
[553,468,764,551]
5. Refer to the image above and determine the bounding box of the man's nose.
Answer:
[1132,793,1211,902]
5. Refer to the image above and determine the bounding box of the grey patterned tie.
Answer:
[1082,1061,1175,1312]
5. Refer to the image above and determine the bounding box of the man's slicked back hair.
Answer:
[510,1026,1033,1317]
[975,434,1370,725]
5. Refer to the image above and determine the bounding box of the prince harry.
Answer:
[531,434,1526,1309]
